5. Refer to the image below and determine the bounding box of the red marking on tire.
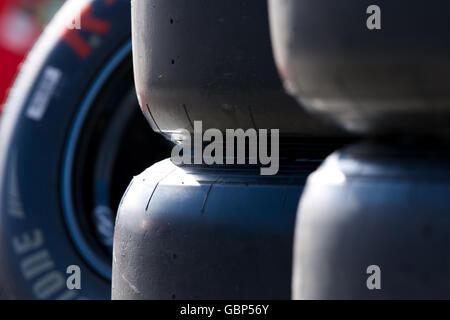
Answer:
[62,0,116,59]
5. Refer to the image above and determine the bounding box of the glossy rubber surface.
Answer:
[294,141,450,299]
[112,159,316,299]
[269,0,450,135]
[132,0,344,141]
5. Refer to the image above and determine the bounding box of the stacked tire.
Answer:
[111,0,349,299]
[269,0,450,299]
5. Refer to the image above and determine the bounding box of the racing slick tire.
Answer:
[112,160,314,299]
[293,141,450,299]
[269,0,450,136]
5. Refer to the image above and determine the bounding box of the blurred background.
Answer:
[0,0,64,109]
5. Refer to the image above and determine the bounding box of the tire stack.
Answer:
[269,0,450,299]
[111,0,349,299]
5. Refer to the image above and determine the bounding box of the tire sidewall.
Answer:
[0,0,132,299]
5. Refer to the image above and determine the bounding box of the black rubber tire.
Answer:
[112,160,317,300]
[132,0,345,140]
[269,0,450,136]
[0,0,133,299]
[293,141,450,299]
